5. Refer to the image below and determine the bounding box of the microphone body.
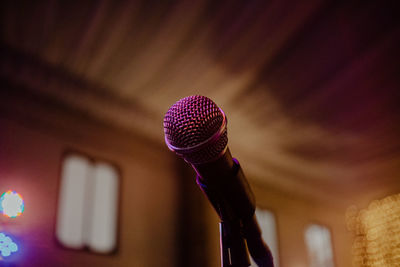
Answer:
[164,95,273,267]
[193,148,255,222]
[193,149,273,267]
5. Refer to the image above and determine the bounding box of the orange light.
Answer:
[346,194,400,266]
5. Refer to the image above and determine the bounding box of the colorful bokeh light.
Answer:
[0,191,24,218]
[0,233,18,257]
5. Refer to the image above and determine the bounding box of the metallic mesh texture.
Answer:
[163,95,228,164]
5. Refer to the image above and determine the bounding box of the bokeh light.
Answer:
[0,233,18,258]
[346,194,400,266]
[0,191,24,218]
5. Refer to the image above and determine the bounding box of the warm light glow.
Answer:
[346,194,400,266]
[0,233,18,258]
[0,191,24,218]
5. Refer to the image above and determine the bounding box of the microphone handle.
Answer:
[193,149,256,222]
[193,149,274,266]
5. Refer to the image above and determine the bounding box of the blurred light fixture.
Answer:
[346,194,400,266]
[0,191,24,218]
[0,232,18,258]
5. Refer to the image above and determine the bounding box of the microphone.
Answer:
[163,95,273,267]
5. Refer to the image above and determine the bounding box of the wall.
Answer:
[201,181,353,267]
[0,103,180,266]
[255,185,353,267]
[0,85,355,267]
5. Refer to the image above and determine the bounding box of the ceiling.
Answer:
[1,0,399,206]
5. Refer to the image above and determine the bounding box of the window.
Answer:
[56,154,119,253]
[304,224,334,267]
[250,209,279,267]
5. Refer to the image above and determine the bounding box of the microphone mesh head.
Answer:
[163,95,228,164]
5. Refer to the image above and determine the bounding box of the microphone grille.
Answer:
[163,95,228,164]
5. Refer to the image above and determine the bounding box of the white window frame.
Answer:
[304,223,335,267]
[56,153,120,254]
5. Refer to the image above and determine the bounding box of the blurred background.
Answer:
[0,0,399,266]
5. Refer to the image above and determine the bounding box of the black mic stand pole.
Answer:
[220,220,250,267]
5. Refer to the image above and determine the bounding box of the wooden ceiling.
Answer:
[1,0,399,206]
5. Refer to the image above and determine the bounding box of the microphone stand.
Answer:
[220,220,250,267]
[195,157,274,267]
[164,96,274,267]
[219,218,274,267]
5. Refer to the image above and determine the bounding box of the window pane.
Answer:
[56,155,90,249]
[56,155,120,254]
[305,224,334,267]
[250,209,279,267]
[86,163,119,253]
